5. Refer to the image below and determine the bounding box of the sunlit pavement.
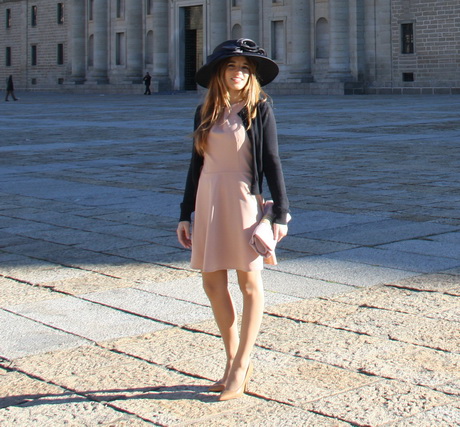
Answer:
[0,92,459,425]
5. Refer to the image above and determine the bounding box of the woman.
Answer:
[177,38,289,401]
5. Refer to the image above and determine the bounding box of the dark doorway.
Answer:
[182,6,203,90]
[184,29,197,90]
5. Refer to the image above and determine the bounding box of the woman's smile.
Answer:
[225,56,251,96]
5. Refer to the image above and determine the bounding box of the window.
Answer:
[146,0,153,15]
[31,45,37,65]
[232,0,241,6]
[231,24,242,39]
[57,3,64,24]
[31,6,37,27]
[88,35,94,66]
[89,0,94,21]
[145,31,153,64]
[115,32,125,65]
[271,20,285,61]
[401,23,414,54]
[402,72,414,82]
[6,47,11,66]
[57,44,64,64]
[116,0,125,18]
[6,8,11,28]
[315,18,330,59]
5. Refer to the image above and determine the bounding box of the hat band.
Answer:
[220,38,267,57]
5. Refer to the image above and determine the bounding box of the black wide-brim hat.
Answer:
[195,38,279,88]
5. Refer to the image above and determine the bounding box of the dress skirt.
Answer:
[191,103,263,272]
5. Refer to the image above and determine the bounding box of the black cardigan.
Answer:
[180,101,289,224]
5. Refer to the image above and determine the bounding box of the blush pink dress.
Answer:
[191,102,263,272]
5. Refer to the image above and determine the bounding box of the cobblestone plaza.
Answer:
[0,93,459,425]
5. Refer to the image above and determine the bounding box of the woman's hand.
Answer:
[273,223,288,243]
[177,221,192,249]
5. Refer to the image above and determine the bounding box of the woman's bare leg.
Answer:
[224,270,264,392]
[202,270,239,383]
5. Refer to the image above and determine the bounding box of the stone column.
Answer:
[328,0,352,80]
[241,0,259,43]
[93,0,109,83]
[152,0,169,90]
[126,2,143,82]
[71,0,86,83]
[290,0,312,81]
[208,1,227,48]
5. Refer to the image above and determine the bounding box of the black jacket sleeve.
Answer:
[179,106,203,222]
[262,103,289,224]
[249,102,289,224]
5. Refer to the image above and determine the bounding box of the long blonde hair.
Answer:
[194,57,268,156]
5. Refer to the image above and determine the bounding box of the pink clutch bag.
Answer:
[249,200,290,265]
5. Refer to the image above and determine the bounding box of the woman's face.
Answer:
[224,56,251,97]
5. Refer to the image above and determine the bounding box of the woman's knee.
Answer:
[202,270,228,295]
[237,271,263,297]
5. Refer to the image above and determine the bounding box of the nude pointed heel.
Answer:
[208,381,226,392]
[218,362,253,401]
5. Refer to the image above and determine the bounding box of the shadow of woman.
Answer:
[0,384,219,409]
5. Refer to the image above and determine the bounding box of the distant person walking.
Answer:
[143,72,152,95]
[5,75,18,101]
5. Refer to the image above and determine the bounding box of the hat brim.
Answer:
[195,53,279,88]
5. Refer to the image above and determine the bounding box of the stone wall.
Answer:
[0,0,70,90]
[371,0,460,94]
[1,0,460,94]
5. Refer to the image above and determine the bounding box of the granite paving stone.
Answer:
[393,404,460,427]
[106,387,256,426]
[268,255,417,286]
[432,231,460,244]
[327,246,460,273]
[0,396,149,426]
[0,368,64,409]
[91,261,193,282]
[261,269,355,298]
[12,345,140,380]
[104,243,184,262]
[430,305,460,323]
[186,400,351,427]
[277,235,358,255]
[1,264,91,286]
[81,287,214,326]
[0,309,88,360]
[307,379,455,426]
[101,327,224,368]
[6,296,167,343]
[326,284,460,316]
[41,272,135,295]
[390,273,460,292]
[380,239,460,260]
[302,218,457,246]
[321,306,460,353]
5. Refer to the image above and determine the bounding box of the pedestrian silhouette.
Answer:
[143,72,152,95]
[5,75,18,101]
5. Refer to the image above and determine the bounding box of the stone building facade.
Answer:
[1,0,459,95]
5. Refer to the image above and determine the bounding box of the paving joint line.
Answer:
[1,362,159,425]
